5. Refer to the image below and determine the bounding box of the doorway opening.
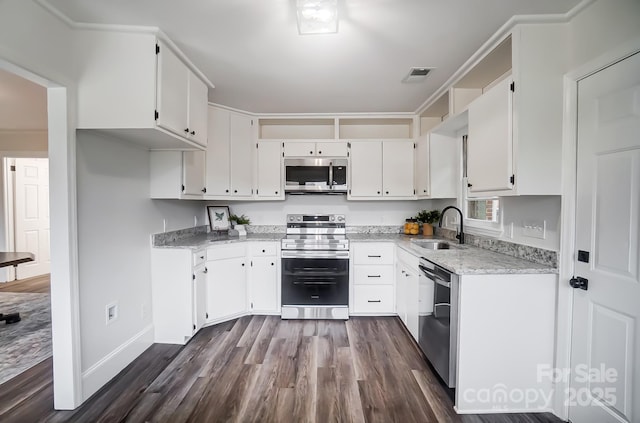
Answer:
[0,69,52,386]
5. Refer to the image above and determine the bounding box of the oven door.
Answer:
[281,257,349,306]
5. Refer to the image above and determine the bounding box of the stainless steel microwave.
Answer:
[284,158,348,194]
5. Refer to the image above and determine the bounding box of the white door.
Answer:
[156,41,189,137]
[206,257,247,321]
[14,158,50,279]
[182,150,205,196]
[570,52,640,423]
[283,141,316,157]
[349,140,382,197]
[193,264,207,332]
[256,141,283,198]
[229,113,254,196]
[382,140,414,197]
[206,107,231,196]
[415,135,430,198]
[250,257,278,313]
[187,72,208,147]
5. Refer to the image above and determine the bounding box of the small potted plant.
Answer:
[415,209,441,236]
[229,214,251,237]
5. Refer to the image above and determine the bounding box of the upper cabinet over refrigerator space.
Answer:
[75,29,212,150]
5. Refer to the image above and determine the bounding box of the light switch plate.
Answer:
[522,220,546,239]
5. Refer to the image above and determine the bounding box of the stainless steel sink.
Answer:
[411,240,457,250]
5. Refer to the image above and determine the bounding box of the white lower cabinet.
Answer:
[249,242,280,314]
[396,248,420,340]
[151,248,205,345]
[206,244,248,322]
[351,242,395,314]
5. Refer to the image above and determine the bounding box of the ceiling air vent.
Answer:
[402,67,433,83]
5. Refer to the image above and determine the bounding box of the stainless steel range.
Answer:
[281,214,349,319]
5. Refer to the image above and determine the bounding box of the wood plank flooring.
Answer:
[0,274,50,293]
[0,316,563,422]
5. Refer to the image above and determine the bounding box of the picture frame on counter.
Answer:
[207,206,230,231]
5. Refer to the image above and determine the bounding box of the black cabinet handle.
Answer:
[204,267,208,273]
[190,131,195,135]
[467,183,473,188]
[367,255,381,258]
[202,187,207,193]
[367,300,382,303]
[184,128,189,133]
[367,275,381,278]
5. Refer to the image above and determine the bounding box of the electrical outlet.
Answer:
[106,302,118,325]
[522,220,546,239]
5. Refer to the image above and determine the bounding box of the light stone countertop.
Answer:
[154,231,556,275]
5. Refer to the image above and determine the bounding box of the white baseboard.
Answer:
[454,406,554,415]
[81,324,154,401]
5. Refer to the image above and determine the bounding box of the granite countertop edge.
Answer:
[154,232,557,275]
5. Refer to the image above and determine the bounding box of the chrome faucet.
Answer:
[439,206,465,244]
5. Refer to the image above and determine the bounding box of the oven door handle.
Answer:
[419,265,451,288]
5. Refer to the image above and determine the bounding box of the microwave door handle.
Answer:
[328,162,334,188]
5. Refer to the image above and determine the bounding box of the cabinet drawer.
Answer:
[354,265,394,285]
[193,250,207,267]
[354,285,394,313]
[250,243,278,257]
[353,243,395,265]
[207,244,246,260]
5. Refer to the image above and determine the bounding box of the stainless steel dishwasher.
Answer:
[418,258,459,388]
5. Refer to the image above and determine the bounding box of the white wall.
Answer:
[221,196,435,227]
[568,0,640,70]
[75,130,206,398]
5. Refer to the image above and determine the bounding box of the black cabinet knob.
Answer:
[184,128,189,133]
[190,130,195,135]
[467,183,473,188]
[423,189,426,193]
[271,262,274,266]
[377,191,381,194]
[241,263,245,267]
[385,191,389,194]
[234,189,238,193]
[309,151,313,154]
[318,151,322,154]
[225,189,229,193]
[262,249,265,253]
[201,187,207,193]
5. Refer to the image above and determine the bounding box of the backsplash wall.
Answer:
[211,195,437,227]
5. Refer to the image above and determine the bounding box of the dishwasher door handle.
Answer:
[419,265,451,288]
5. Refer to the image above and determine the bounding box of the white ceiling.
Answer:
[44,0,581,114]
[0,68,48,130]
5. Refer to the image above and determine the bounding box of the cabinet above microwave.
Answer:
[284,158,348,194]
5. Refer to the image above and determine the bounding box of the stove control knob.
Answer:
[297,216,302,221]
[330,216,335,221]
[289,216,295,221]
[337,216,344,222]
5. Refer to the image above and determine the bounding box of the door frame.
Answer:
[0,59,82,409]
[557,37,640,420]
[2,154,48,282]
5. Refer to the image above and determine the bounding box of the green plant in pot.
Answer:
[229,214,251,227]
[415,209,440,236]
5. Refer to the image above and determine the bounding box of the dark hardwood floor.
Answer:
[0,316,564,422]
[0,273,50,293]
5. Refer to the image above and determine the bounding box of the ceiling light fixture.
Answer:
[296,0,338,35]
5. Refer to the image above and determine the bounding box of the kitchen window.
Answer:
[462,134,503,235]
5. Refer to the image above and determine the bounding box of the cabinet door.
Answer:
[193,264,207,332]
[349,141,382,197]
[396,264,407,324]
[230,113,254,196]
[187,72,208,147]
[316,142,348,157]
[250,257,278,313]
[415,135,430,198]
[256,141,283,198]
[405,267,419,341]
[206,107,231,195]
[156,41,189,137]
[430,133,459,199]
[182,150,205,196]
[467,77,513,194]
[382,140,414,197]
[283,141,316,157]
[206,257,247,321]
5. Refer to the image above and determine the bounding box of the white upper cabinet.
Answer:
[467,77,513,194]
[76,30,211,150]
[349,141,383,197]
[415,133,458,199]
[149,150,205,199]
[349,140,414,199]
[283,141,348,157]
[256,141,284,199]
[415,136,430,197]
[205,106,254,199]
